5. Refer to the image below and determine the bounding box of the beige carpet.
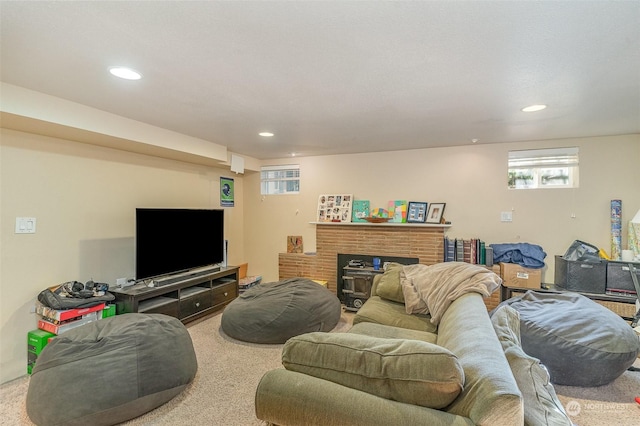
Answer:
[1,310,639,425]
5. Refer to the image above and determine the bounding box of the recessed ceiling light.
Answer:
[109,67,142,80]
[259,132,274,137]
[290,152,297,157]
[471,138,479,143]
[521,104,547,112]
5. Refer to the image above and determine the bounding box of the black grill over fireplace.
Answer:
[337,254,419,311]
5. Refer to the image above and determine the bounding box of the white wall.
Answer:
[244,135,639,285]
[1,129,637,385]
[0,129,244,383]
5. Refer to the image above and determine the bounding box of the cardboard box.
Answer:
[37,311,100,335]
[500,263,542,289]
[102,304,116,318]
[238,263,248,279]
[35,302,105,322]
[28,329,56,353]
[27,329,56,374]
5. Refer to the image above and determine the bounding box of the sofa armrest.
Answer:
[255,369,474,426]
[437,293,523,426]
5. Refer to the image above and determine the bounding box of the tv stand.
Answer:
[111,266,239,324]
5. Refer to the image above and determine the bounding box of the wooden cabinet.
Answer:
[111,266,239,323]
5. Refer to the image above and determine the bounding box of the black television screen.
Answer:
[135,208,224,280]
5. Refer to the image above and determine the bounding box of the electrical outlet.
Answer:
[500,211,513,222]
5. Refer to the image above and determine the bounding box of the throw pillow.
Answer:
[282,332,464,409]
[491,305,572,426]
[375,263,405,303]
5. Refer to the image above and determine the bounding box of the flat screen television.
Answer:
[135,208,224,281]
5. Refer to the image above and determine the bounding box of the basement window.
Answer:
[508,147,579,189]
[261,165,300,195]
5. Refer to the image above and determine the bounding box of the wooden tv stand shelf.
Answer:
[111,266,239,324]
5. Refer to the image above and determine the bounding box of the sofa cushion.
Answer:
[348,321,437,345]
[354,295,437,334]
[282,332,464,409]
[375,262,405,303]
[491,305,572,426]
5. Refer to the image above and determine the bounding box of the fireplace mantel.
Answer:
[280,223,448,296]
[310,221,451,228]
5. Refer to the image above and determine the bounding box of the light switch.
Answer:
[15,217,36,234]
[500,211,513,222]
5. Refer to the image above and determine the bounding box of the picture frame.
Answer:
[317,194,353,222]
[220,177,234,207]
[406,201,428,223]
[426,203,446,224]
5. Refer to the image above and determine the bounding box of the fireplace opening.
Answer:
[337,253,419,311]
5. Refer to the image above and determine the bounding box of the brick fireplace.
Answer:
[279,223,447,295]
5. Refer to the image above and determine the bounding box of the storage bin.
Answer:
[606,261,640,294]
[554,255,607,294]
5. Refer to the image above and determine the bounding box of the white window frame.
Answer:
[508,147,579,190]
[261,164,300,195]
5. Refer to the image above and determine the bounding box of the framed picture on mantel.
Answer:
[426,203,446,224]
[317,194,353,222]
[407,201,427,223]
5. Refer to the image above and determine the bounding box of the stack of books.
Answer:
[444,237,491,265]
[36,302,105,335]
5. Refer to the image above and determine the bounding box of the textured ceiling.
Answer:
[1,1,639,160]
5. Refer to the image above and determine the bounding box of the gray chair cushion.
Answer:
[27,314,197,426]
[496,291,640,386]
[221,277,341,344]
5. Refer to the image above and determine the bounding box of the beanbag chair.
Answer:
[496,291,640,386]
[221,277,341,343]
[27,314,197,426]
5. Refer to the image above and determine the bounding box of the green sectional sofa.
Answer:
[255,271,524,425]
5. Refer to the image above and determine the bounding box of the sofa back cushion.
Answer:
[353,295,437,334]
[375,263,405,303]
[282,332,464,409]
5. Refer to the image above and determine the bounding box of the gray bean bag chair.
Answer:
[495,291,640,386]
[221,277,341,343]
[27,314,197,426]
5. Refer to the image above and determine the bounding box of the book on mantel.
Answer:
[352,200,370,222]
